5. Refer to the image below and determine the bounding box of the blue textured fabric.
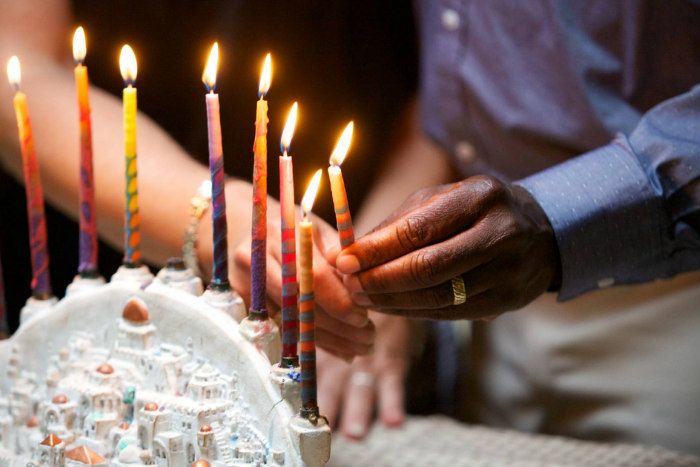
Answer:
[418,0,700,300]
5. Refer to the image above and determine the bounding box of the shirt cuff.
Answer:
[515,137,664,301]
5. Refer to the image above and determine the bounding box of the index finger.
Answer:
[336,181,482,274]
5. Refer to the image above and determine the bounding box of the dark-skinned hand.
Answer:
[328,175,561,321]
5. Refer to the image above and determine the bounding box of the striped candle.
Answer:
[7,56,52,298]
[202,43,230,287]
[298,170,322,420]
[250,54,271,319]
[280,103,299,367]
[328,122,355,249]
[73,27,98,277]
[120,45,140,266]
[0,245,8,337]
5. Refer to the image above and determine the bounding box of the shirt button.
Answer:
[455,141,475,163]
[597,277,615,288]
[441,9,460,31]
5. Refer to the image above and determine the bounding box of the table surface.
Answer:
[328,415,700,467]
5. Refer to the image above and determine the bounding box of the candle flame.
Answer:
[73,27,86,64]
[119,45,137,86]
[258,53,271,98]
[301,169,323,216]
[329,121,353,166]
[7,56,20,91]
[280,102,298,153]
[202,42,218,92]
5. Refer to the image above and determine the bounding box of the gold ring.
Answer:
[451,276,467,305]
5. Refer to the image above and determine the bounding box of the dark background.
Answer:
[0,0,418,331]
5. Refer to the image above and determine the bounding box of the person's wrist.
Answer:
[183,180,212,279]
[512,184,562,292]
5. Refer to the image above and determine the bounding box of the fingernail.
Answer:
[345,422,366,439]
[337,254,361,274]
[352,293,372,307]
[344,275,363,293]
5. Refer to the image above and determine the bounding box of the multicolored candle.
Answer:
[279,102,299,367]
[202,43,230,287]
[0,246,8,337]
[299,169,322,420]
[120,45,140,266]
[7,56,52,298]
[250,53,271,319]
[73,27,98,277]
[328,121,355,249]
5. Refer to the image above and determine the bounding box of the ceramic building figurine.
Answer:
[0,266,331,467]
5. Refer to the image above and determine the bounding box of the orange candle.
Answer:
[73,27,98,276]
[299,169,323,420]
[7,56,52,298]
[250,53,272,318]
[328,122,355,249]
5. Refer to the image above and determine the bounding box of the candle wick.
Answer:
[11,83,20,93]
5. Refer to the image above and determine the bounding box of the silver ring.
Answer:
[350,371,376,388]
[451,276,467,305]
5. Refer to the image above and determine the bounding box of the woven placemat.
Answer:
[328,415,700,467]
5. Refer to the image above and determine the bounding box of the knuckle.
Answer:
[396,215,431,250]
[233,246,251,268]
[474,175,508,206]
[407,251,438,287]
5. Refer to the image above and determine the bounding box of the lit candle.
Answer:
[120,45,140,266]
[328,122,355,249]
[73,27,98,277]
[6,56,52,298]
[279,102,299,367]
[299,169,322,420]
[250,53,271,319]
[202,43,230,288]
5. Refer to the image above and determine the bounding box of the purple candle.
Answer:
[250,54,271,319]
[202,43,229,287]
[7,56,52,298]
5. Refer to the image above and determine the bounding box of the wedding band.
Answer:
[451,276,467,305]
[350,371,376,388]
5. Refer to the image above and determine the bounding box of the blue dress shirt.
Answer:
[417,0,700,300]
